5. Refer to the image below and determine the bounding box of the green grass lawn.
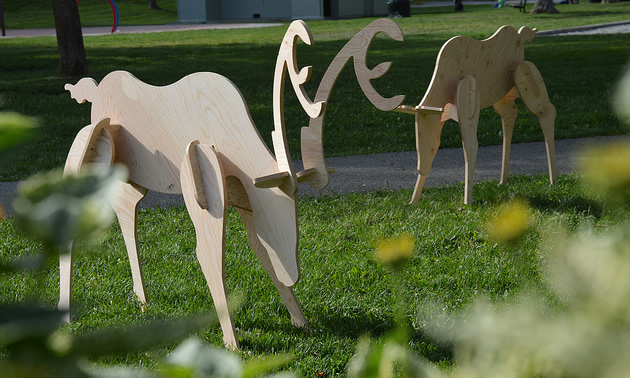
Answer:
[2,173,625,375]
[1,2,629,181]
[2,0,179,29]
[2,2,630,375]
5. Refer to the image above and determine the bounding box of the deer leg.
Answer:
[515,61,557,184]
[493,90,519,184]
[412,112,444,203]
[60,118,116,316]
[181,141,238,349]
[111,181,148,303]
[456,76,481,205]
[58,248,73,316]
[235,207,308,328]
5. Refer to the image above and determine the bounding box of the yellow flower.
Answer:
[374,234,415,269]
[580,141,630,196]
[487,199,532,244]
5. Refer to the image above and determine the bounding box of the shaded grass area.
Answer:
[1,3,629,182]
[1,173,625,375]
[2,0,178,29]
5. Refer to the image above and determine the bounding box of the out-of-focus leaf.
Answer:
[241,353,293,378]
[0,305,65,345]
[0,254,48,274]
[70,315,215,358]
[12,166,127,253]
[0,112,38,168]
[78,362,158,378]
[347,337,384,378]
[166,337,241,377]
[0,112,37,150]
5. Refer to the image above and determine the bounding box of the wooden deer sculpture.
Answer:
[60,19,404,349]
[396,26,557,204]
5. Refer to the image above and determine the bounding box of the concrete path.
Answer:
[0,22,283,38]
[2,135,628,216]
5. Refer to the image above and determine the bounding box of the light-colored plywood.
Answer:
[60,20,329,348]
[492,87,520,184]
[60,117,118,318]
[300,18,406,190]
[111,181,148,303]
[514,61,557,184]
[180,141,238,349]
[235,207,308,328]
[406,25,556,203]
[457,76,481,205]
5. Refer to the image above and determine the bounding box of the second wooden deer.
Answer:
[397,26,557,204]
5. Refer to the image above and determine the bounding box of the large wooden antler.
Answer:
[257,20,325,195]
[299,18,406,190]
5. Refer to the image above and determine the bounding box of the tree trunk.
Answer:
[51,0,88,76]
[149,0,161,10]
[454,0,464,11]
[530,0,559,13]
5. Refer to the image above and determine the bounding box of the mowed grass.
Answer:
[1,0,179,29]
[1,3,630,374]
[1,173,626,375]
[1,2,630,181]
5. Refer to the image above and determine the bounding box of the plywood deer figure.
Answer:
[396,26,557,204]
[60,19,404,349]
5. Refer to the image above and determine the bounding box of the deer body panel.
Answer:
[420,26,530,111]
[83,71,278,195]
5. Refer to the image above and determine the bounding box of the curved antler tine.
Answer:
[368,61,392,80]
[287,19,315,46]
[280,20,325,119]
[297,66,313,85]
[370,18,404,42]
[352,19,406,111]
[299,18,407,191]
[271,20,326,194]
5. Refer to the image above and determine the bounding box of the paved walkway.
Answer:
[2,135,628,216]
[0,22,283,38]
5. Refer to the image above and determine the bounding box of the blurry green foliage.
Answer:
[346,61,630,377]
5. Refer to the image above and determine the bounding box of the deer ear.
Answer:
[65,78,98,104]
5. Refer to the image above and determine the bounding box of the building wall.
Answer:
[222,0,291,20]
[329,0,388,18]
[178,0,385,23]
[291,0,323,19]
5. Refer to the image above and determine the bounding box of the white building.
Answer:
[177,0,389,23]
